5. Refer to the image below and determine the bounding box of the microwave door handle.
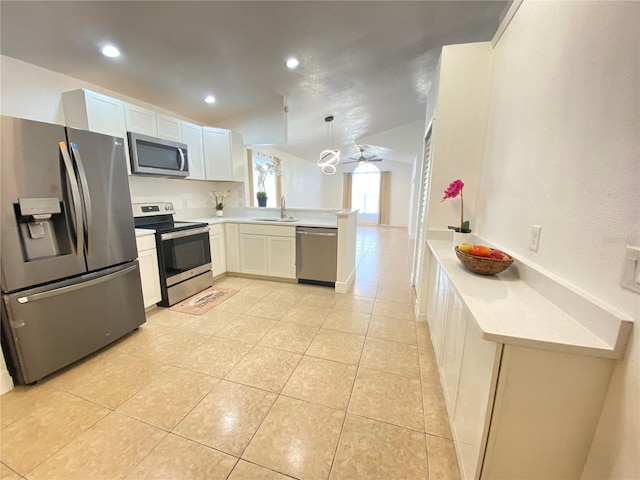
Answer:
[178,147,186,171]
[59,142,84,256]
[70,143,93,255]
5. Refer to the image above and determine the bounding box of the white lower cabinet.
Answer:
[267,236,296,278]
[427,258,615,480]
[209,224,226,277]
[239,234,268,276]
[238,224,296,279]
[224,223,240,273]
[136,234,161,308]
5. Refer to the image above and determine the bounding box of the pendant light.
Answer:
[318,115,340,175]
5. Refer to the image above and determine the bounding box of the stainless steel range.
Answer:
[133,203,212,306]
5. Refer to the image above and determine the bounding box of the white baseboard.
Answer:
[335,268,356,294]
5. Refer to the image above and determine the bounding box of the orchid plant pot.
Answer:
[215,210,224,217]
[452,231,472,247]
[257,195,267,207]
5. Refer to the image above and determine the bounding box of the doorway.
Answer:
[352,163,381,225]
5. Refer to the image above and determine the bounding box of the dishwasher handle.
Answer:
[296,230,337,237]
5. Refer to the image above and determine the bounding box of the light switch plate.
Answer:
[620,246,640,293]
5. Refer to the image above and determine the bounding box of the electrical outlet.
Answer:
[620,246,640,293]
[529,225,542,252]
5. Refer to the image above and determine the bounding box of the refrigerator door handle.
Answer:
[16,264,138,304]
[59,142,84,256]
[178,147,186,171]
[70,143,93,255]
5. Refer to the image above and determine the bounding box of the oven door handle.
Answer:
[160,226,210,240]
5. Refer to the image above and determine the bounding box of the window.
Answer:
[352,163,381,224]
[248,150,282,207]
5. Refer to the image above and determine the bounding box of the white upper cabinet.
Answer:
[124,103,157,136]
[63,89,127,139]
[202,127,245,181]
[202,127,233,181]
[156,114,182,142]
[62,89,131,174]
[181,121,205,180]
[230,131,246,182]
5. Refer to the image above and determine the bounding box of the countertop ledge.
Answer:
[428,239,632,360]
[187,216,338,228]
[135,228,155,237]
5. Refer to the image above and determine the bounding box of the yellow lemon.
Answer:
[458,242,473,254]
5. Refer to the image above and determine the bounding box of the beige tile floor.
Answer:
[0,226,460,480]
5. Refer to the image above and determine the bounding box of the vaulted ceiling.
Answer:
[1,1,509,165]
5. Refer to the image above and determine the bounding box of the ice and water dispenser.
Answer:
[16,197,72,261]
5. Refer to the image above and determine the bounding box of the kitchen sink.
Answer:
[250,217,298,223]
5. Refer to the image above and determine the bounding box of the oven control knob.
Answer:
[165,204,172,210]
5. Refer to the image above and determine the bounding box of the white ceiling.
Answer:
[0,1,509,165]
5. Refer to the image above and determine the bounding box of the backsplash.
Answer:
[128,176,245,216]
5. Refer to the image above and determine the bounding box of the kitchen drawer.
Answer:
[239,224,295,237]
[136,234,156,251]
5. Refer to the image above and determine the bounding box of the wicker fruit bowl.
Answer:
[455,247,514,276]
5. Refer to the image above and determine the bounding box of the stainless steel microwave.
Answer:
[128,132,189,177]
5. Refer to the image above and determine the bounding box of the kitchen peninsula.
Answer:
[135,208,358,309]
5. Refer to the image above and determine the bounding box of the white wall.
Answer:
[252,146,325,208]
[476,2,639,478]
[220,96,288,145]
[426,42,493,233]
[386,162,413,227]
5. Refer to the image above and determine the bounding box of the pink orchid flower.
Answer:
[441,179,471,233]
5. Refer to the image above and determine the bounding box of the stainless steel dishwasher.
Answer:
[296,227,338,286]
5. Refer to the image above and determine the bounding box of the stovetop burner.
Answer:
[132,202,208,233]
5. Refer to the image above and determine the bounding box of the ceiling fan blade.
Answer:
[342,160,359,164]
[369,158,383,162]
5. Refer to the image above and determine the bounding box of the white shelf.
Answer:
[427,239,632,359]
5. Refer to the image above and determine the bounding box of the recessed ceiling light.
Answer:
[285,57,300,69]
[204,95,216,104]
[101,45,120,58]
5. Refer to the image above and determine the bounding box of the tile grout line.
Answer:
[325,237,377,480]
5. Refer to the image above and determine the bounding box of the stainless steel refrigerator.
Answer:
[1,116,146,384]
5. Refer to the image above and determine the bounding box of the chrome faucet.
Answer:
[280,196,287,219]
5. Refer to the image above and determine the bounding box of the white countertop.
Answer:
[188,216,338,228]
[428,239,630,359]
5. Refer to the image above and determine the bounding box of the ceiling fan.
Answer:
[342,147,383,165]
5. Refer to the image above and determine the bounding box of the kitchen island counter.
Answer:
[187,209,358,293]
